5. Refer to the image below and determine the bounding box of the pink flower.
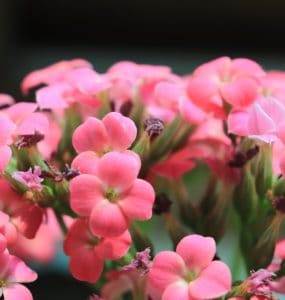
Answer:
[72,112,137,155]
[10,209,62,264]
[13,166,43,191]
[0,249,37,300]
[63,218,131,283]
[0,179,44,240]
[70,151,155,237]
[21,59,93,95]
[148,234,232,300]
[228,97,285,143]
[35,68,110,110]
[186,57,265,117]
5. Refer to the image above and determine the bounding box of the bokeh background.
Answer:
[1,1,285,299]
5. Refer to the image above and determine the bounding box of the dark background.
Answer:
[2,0,285,99]
[1,1,285,299]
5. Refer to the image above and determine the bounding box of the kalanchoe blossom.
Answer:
[148,234,231,300]
[0,249,37,300]
[0,179,44,240]
[72,112,137,155]
[64,218,131,283]
[13,166,43,191]
[21,59,93,95]
[70,151,155,237]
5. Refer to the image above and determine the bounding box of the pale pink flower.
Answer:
[63,218,131,283]
[21,59,93,95]
[72,112,137,155]
[0,249,37,300]
[148,234,232,300]
[228,96,285,143]
[36,68,110,110]
[13,166,43,191]
[70,151,155,237]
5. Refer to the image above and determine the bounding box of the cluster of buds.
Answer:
[1,57,285,299]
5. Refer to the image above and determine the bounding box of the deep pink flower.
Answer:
[0,179,44,240]
[148,234,232,300]
[10,209,62,263]
[70,151,155,237]
[0,249,37,300]
[72,112,137,155]
[64,218,131,283]
[13,166,43,191]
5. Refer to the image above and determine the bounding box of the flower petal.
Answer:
[148,251,185,294]
[162,281,189,300]
[72,117,108,153]
[96,151,140,192]
[71,151,99,175]
[70,174,104,216]
[6,255,37,283]
[89,201,128,238]
[176,234,216,272]
[0,145,12,173]
[102,112,137,150]
[3,284,33,300]
[119,179,155,221]
[69,248,103,283]
[95,230,131,260]
[189,261,231,299]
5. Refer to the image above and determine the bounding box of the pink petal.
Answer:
[179,96,206,125]
[0,117,15,146]
[6,103,37,123]
[102,112,137,151]
[227,109,250,136]
[0,233,7,253]
[70,174,104,216]
[72,117,109,153]
[186,77,221,113]
[6,255,37,283]
[71,151,99,175]
[119,179,155,221]
[231,58,265,77]
[89,201,128,238]
[0,250,11,275]
[95,230,131,260]
[69,247,104,283]
[221,77,258,108]
[148,251,185,293]
[0,146,12,173]
[35,83,70,109]
[96,151,140,192]
[63,218,90,256]
[162,281,189,300]
[189,261,231,299]
[248,103,277,142]
[176,234,216,272]
[12,204,43,239]
[3,284,33,300]
[0,94,14,106]
[16,113,49,136]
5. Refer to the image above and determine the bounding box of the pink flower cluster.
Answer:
[1,57,285,299]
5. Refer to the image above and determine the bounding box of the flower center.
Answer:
[183,270,199,283]
[104,188,118,202]
[0,279,6,288]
